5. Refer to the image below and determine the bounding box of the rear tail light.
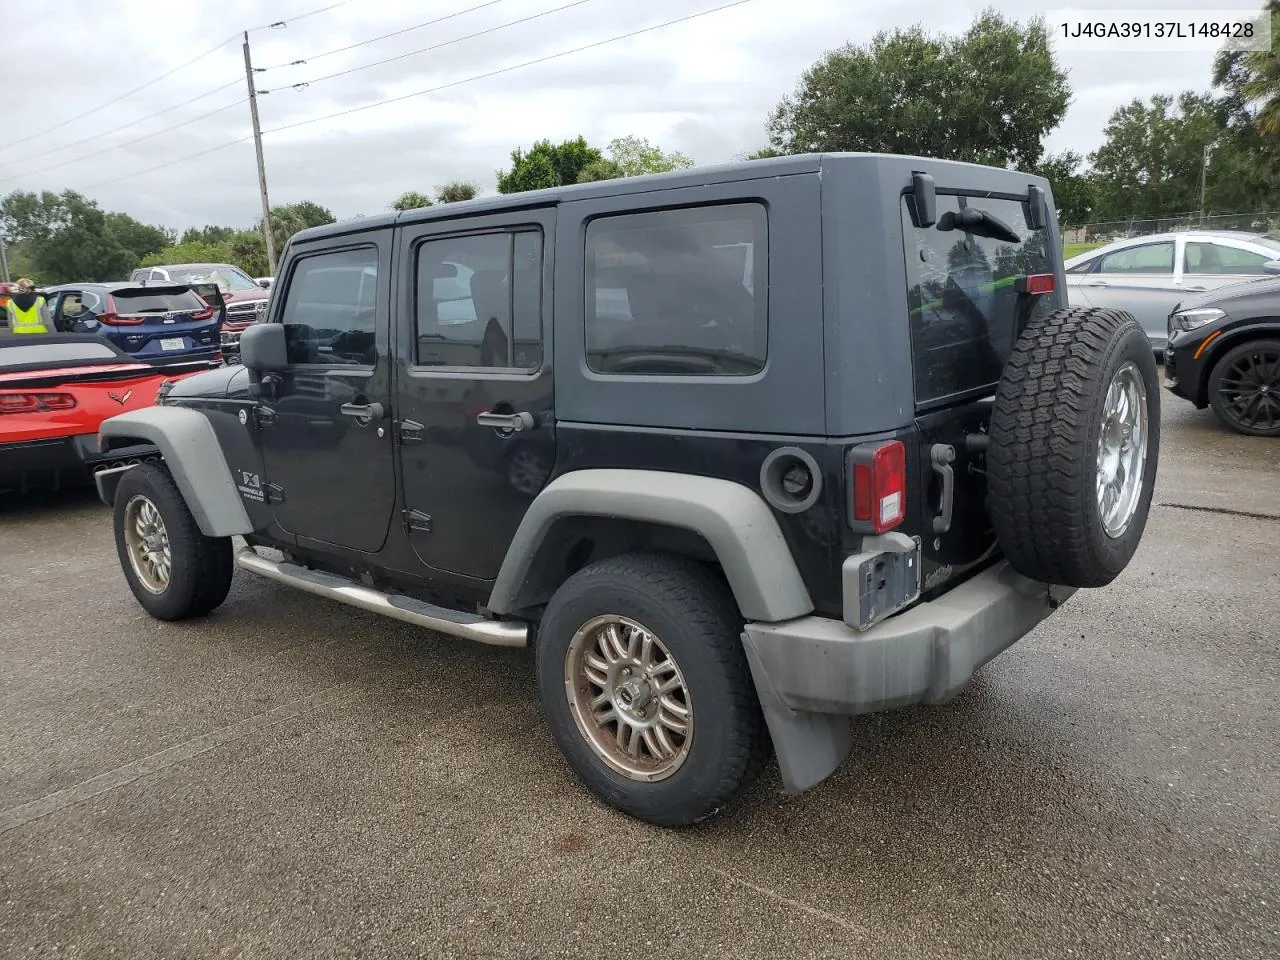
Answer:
[98,295,144,326]
[0,392,76,414]
[849,440,907,534]
[1015,273,1056,295]
[191,306,215,321]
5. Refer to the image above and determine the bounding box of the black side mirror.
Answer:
[1027,185,1049,230]
[911,172,937,228]
[240,322,288,373]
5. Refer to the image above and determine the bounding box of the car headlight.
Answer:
[1170,307,1225,332]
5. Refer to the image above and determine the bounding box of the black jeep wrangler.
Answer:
[97,154,1159,826]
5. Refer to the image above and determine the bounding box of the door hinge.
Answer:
[396,419,425,444]
[403,508,432,533]
[265,482,286,504]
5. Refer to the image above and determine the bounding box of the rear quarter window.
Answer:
[903,193,1062,405]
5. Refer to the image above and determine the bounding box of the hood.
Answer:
[1173,276,1280,317]
[223,289,270,304]
[163,364,251,400]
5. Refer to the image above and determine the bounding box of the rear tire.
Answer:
[1207,339,1280,437]
[113,463,233,620]
[535,553,768,827]
[987,306,1159,588]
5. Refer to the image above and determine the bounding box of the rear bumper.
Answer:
[743,561,1075,792]
[0,434,158,493]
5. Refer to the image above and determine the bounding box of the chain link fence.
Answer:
[1062,211,1280,244]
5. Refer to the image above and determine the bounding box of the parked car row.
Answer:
[127,262,271,361]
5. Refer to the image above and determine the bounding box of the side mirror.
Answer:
[911,172,937,228]
[1263,259,1280,275]
[257,278,271,288]
[239,322,288,373]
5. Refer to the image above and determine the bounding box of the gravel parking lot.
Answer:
[2,392,1277,960]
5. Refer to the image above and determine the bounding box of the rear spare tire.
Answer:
[987,306,1159,588]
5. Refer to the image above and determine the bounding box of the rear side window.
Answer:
[585,203,767,376]
[1184,241,1274,275]
[903,193,1061,405]
[279,247,380,365]
[113,290,205,314]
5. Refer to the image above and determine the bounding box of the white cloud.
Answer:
[0,0,1235,230]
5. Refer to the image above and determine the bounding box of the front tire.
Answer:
[1207,339,1280,437]
[535,553,768,827]
[113,463,233,620]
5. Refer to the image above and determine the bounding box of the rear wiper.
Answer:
[937,207,1021,244]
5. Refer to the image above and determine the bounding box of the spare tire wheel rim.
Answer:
[123,494,172,593]
[563,614,693,782]
[1096,361,1148,539]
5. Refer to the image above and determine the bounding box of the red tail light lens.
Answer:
[0,392,76,414]
[1016,273,1055,295]
[191,307,214,321]
[850,440,907,534]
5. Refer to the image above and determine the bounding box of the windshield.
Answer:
[903,193,1063,405]
[167,265,259,293]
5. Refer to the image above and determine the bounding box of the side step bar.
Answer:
[235,547,528,648]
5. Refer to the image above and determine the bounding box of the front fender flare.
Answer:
[487,469,814,623]
[98,406,253,538]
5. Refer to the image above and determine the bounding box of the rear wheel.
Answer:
[1207,339,1280,437]
[113,463,233,620]
[535,553,767,827]
[987,306,1160,588]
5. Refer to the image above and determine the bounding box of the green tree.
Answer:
[766,10,1069,169]
[742,146,784,160]
[267,201,335,254]
[576,159,624,183]
[605,136,693,176]
[104,212,173,263]
[497,136,603,193]
[392,191,433,211]
[139,240,229,270]
[0,190,63,245]
[180,225,236,246]
[1032,150,1096,226]
[434,181,479,203]
[1213,2,1280,135]
[28,191,135,283]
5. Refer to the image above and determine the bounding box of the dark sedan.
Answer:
[1165,277,1280,436]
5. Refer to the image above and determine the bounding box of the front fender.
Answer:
[98,406,253,538]
[486,469,814,623]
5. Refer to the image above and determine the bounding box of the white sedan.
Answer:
[1064,230,1280,352]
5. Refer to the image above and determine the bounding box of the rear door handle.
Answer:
[339,401,384,423]
[1084,281,1109,287]
[476,411,534,432]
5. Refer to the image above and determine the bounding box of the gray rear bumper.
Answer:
[742,561,1075,792]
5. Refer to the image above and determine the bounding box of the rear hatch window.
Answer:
[113,287,206,317]
[903,194,1061,406]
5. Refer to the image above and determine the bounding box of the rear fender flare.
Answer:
[98,406,252,538]
[486,469,814,623]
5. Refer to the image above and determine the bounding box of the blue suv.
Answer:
[43,283,223,371]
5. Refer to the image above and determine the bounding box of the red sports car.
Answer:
[0,334,198,493]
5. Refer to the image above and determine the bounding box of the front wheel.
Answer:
[113,463,234,620]
[1207,339,1280,437]
[535,553,768,827]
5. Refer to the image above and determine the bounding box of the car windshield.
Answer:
[0,341,120,367]
[166,265,258,292]
[903,193,1062,405]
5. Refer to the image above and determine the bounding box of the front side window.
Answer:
[278,247,380,365]
[585,204,767,376]
[903,192,1061,404]
[414,230,543,369]
[1096,242,1174,274]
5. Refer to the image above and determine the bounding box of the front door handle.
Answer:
[1084,281,1109,287]
[339,401,385,423]
[476,410,534,432]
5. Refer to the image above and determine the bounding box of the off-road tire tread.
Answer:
[537,552,768,827]
[1207,338,1280,437]
[114,462,233,620]
[987,306,1158,587]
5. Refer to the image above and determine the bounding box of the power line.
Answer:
[257,0,511,70]
[0,99,247,184]
[0,79,242,171]
[0,36,240,154]
[259,0,599,93]
[77,0,758,192]
[247,0,355,32]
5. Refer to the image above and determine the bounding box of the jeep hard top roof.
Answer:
[291,152,1053,246]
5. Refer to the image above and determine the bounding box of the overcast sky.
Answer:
[0,0,1250,231]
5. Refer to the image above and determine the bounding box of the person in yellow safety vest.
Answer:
[5,278,49,334]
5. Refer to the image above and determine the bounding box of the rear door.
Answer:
[902,189,1064,590]
[394,209,555,582]
[1182,237,1280,295]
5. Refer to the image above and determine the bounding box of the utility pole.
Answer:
[243,31,276,275]
[1199,144,1212,228]
[0,235,9,284]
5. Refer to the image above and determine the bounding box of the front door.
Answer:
[257,238,397,554]
[394,210,555,582]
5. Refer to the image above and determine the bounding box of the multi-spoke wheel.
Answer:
[1208,339,1280,438]
[1095,361,1149,539]
[112,462,233,620]
[536,553,768,827]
